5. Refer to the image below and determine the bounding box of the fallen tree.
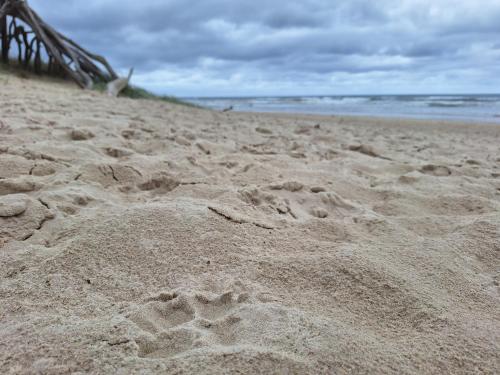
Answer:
[0,0,117,88]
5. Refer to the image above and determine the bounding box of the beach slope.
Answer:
[1,76,499,374]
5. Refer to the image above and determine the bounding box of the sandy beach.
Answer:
[1,75,499,374]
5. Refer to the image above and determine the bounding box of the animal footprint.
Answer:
[311,207,328,218]
[193,292,247,346]
[194,291,245,320]
[137,172,180,193]
[135,328,200,359]
[129,293,195,333]
[419,164,451,176]
[238,188,289,215]
[129,290,250,358]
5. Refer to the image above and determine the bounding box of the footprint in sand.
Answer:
[0,176,40,195]
[69,128,94,141]
[77,163,143,189]
[129,293,195,333]
[193,291,247,321]
[256,127,273,135]
[30,162,58,177]
[310,186,327,193]
[104,147,134,158]
[419,164,451,176]
[239,183,357,221]
[307,192,358,219]
[269,181,304,192]
[0,154,35,178]
[0,194,54,242]
[238,188,289,215]
[135,329,200,359]
[127,287,338,362]
[311,207,329,218]
[175,136,192,147]
[348,143,382,158]
[128,290,249,359]
[121,129,141,140]
[194,292,246,347]
[137,172,180,194]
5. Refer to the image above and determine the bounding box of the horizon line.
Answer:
[179,93,500,99]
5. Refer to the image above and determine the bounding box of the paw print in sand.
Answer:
[129,292,195,333]
[128,290,249,359]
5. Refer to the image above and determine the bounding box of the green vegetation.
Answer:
[93,81,198,107]
[0,60,41,79]
[1,61,197,108]
[121,86,199,107]
[0,59,65,81]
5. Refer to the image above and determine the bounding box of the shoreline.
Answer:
[230,109,500,128]
[238,110,500,125]
[187,93,500,125]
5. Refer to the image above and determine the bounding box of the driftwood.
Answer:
[0,0,117,88]
[107,68,134,97]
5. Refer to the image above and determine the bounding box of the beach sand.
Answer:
[1,75,499,374]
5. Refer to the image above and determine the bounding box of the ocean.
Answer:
[185,95,500,123]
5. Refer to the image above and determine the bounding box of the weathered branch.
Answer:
[0,0,116,87]
[107,67,133,97]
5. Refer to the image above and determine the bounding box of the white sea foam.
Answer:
[186,95,500,122]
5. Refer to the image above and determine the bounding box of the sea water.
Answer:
[186,95,500,123]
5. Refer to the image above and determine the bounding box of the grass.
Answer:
[0,61,198,108]
[93,81,199,108]
[1,60,40,79]
[120,86,199,107]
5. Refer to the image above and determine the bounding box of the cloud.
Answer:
[29,0,500,96]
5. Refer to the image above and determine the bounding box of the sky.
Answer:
[31,0,500,97]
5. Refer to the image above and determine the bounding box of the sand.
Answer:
[1,74,499,374]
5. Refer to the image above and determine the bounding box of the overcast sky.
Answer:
[31,0,500,97]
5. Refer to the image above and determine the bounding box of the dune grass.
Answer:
[92,82,198,107]
[0,61,198,108]
[123,87,200,108]
[0,60,41,79]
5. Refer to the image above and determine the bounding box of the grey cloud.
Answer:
[27,0,500,95]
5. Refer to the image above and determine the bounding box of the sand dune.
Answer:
[1,75,499,374]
